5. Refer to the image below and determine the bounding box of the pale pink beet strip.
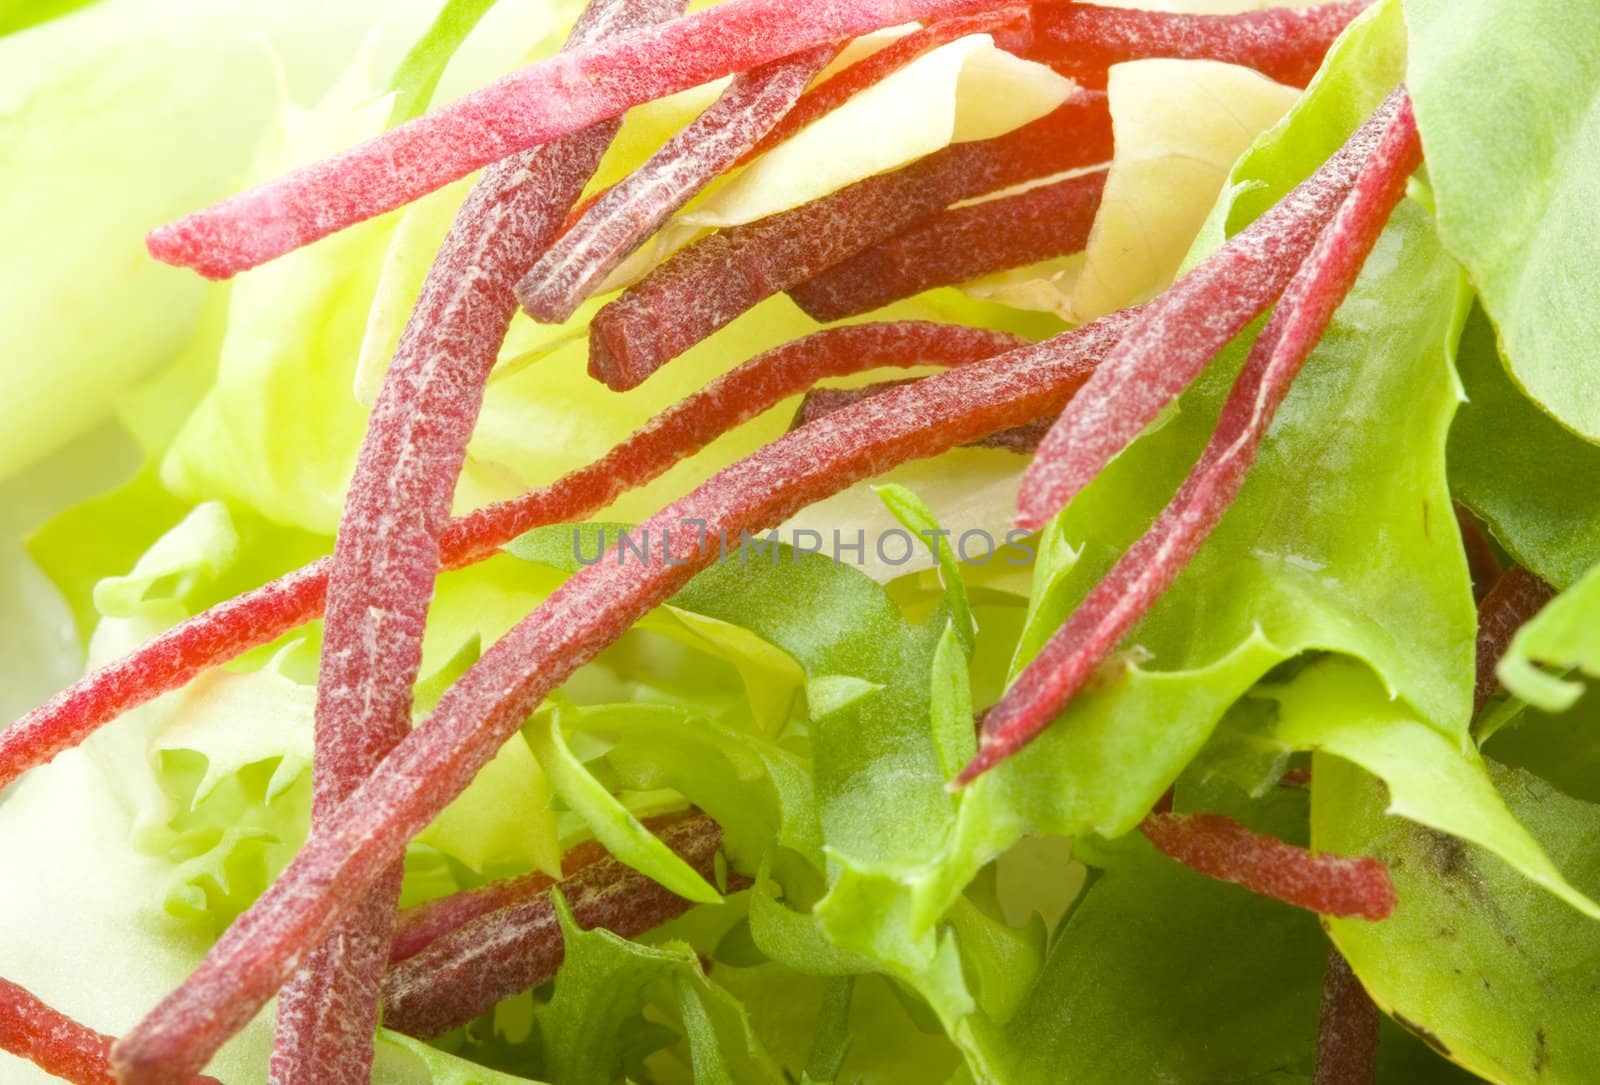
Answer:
[145,0,1017,280]
[0,323,1014,796]
[1029,0,1369,90]
[270,2,671,1080]
[1138,812,1396,920]
[1474,565,1556,714]
[1314,948,1379,1085]
[738,5,1033,166]
[0,978,220,1085]
[790,168,1106,321]
[110,312,1133,1085]
[381,813,723,1038]
[517,45,836,324]
[963,91,1419,784]
[587,92,1113,389]
[1015,88,1397,534]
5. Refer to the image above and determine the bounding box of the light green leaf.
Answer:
[876,483,975,652]
[1251,657,1600,919]
[1405,0,1600,440]
[1499,559,1600,713]
[1316,756,1600,1083]
[1448,306,1600,590]
[523,708,721,905]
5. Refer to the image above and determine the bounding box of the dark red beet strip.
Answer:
[517,45,835,324]
[1028,0,1369,90]
[738,5,1033,166]
[1015,86,1400,534]
[0,324,1014,798]
[381,812,722,1038]
[0,978,219,1085]
[964,91,1419,783]
[793,380,1055,453]
[790,168,1106,321]
[110,311,1133,1085]
[1139,812,1396,920]
[1454,503,1503,602]
[587,91,1113,389]
[1474,565,1556,714]
[145,0,1019,280]
[1314,948,1380,1085]
[270,4,661,1082]
[389,837,607,964]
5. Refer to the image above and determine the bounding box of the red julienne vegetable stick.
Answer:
[587,92,1113,389]
[1474,564,1556,713]
[271,2,664,1081]
[1455,502,1503,601]
[110,312,1134,1085]
[144,0,1018,280]
[381,812,724,1038]
[1028,0,1370,90]
[0,322,1017,796]
[517,44,836,325]
[962,90,1420,784]
[794,380,1056,453]
[1015,87,1399,534]
[1138,812,1396,920]
[790,167,1107,321]
[738,5,1033,166]
[0,978,220,1085]
[1314,948,1380,1085]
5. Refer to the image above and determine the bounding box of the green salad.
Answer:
[1,0,1598,1082]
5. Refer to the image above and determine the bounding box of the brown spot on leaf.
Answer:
[1394,1013,1452,1058]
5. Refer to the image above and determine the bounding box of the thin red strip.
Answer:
[1014,93,1394,533]
[587,92,1113,389]
[789,168,1106,321]
[1314,948,1380,1085]
[270,3,663,1080]
[1140,812,1396,920]
[110,312,1133,1084]
[0,977,219,1085]
[1029,0,1370,90]
[1474,565,1556,713]
[145,0,1015,280]
[381,812,723,1038]
[965,91,1419,783]
[517,45,835,324]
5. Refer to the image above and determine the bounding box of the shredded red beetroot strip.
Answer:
[0,977,219,1085]
[739,5,1033,166]
[145,0,1018,280]
[588,91,1113,389]
[1455,503,1503,602]
[517,45,834,324]
[0,322,1014,798]
[1314,948,1380,1085]
[790,168,1106,321]
[1474,565,1557,714]
[963,91,1420,784]
[381,812,723,1038]
[389,838,606,964]
[1028,0,1370,90]
[794,380,1056,453]
[1139,813,1396,920]
[110,311,1134,1084]
[270,3,664,1081]
[1014,88,1401,534]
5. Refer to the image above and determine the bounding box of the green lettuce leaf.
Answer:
[1497,557,1600,713]
[1405,0,1600,440]
[1448,305,1600,590]
[1316,754,1600,1082]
